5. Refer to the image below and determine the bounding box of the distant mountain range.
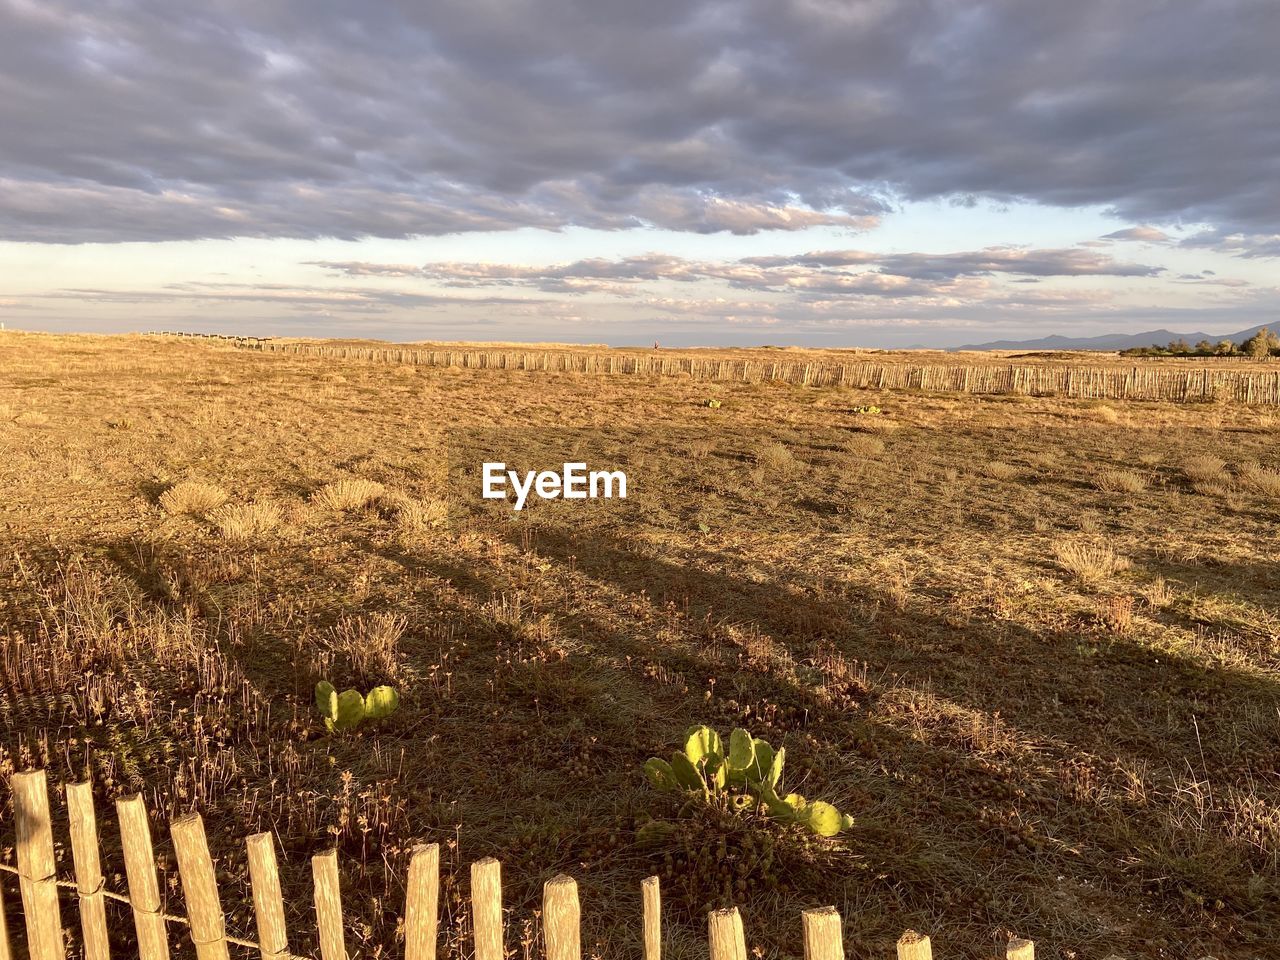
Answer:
[957,323,1271,352]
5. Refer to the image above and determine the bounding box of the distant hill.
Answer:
[957,324,1271,352]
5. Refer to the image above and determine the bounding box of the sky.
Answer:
[1,0,1278,348]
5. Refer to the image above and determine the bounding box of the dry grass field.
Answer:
[2,331,1279,959]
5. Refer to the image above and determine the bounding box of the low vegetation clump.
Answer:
[1235,462,1280,496]
[1094,469,1147,494]
[209,500,282,541]
[159,479,229,515]
[325,612,406,683]
[983,461,1019,481]
[1053,540,1131,584]
[645,725,854,837]
[314,679,400,732]
[311,477,386,511]
[1183,454,1229,483]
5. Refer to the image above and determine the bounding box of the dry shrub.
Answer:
[395,497,449,532]
[843,434,885,457]
[1094,469,1147,494]
[984,461,1020,481]
[160,480,229,516]
[1235,462,1280,496]
[755,442,795,474]
[1192,479,1237,499]
[328,612,406,683]
[1183,454,1228,484]
[312,478,386,511]
[1054,540,1131,584]
[210,501,283,542]
[1100,595,1135,634]
[13,410,50,428]
[1087,404,1120,424]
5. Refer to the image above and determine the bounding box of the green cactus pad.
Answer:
[644,758,679,792]
[683,725,723,766]
[669,751,705,791]
[315,680,338,721]
[804,801,844,837]
[333,689,366,731]
[365,685,400,719]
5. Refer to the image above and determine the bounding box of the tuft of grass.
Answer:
[311,478,386,511]
[1054,540,1131,584]
[842,434,885,457]
[984,461,1020,481]
[1235,462,1280,496]
[1183,454,1228,484]
[160,480,229,516]
[13,410,50,428]
[327,612,406,683]
[210,501,283,541]
[755,442,795,474]
[1094,469,1147,494]
[394,497,449,532]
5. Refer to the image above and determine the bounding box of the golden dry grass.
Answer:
[159,479,230,515]
[1,331,1279,960]
[311,477,386,511]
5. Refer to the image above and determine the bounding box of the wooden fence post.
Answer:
[245,833,289,960]
[1007,939,1034,959]
[117,793,171,960]
[543,875,581,960]
[65,782,111,960]
[405,844,440,960]
[171,813,230,960]
[12,771,64,960]
[800,907,843,960]
[312,850,346,960]
[471,858,504,960]
[707,908,746,960]
[641,876,661,960]
[896,930,931,960]
[0,866,11,960]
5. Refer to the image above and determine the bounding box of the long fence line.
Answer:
[222,338,1280,405]
[0,770,1032,960]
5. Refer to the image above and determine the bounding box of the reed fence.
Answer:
[0,770,1037,960]
[220,339,1280,405]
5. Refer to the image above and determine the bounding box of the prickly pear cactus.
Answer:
[365,685,400,719]
[642,725,854,837]
[314,679,400,733]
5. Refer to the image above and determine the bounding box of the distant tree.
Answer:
[1168,338,1190,354]
[1241,327,1279,358]
[1193,339,1214,355]
[1215,340,1236,356]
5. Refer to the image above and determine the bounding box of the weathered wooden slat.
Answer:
[641,876,661,960]
[246,833,289,960]
[471,858,504,960]
[13,771,66,960]
[405,844,440,960]
[65,782,111,960]
[171,813,230,960]
[800,907,843,960]
[543,875,580,960]
[707,908,746,960]
[312,850,346,960]
[117,793,170,960]
[896,930,932,960]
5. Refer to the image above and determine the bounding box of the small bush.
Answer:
[312,478,386,511]
[394,497,449,532]
[1183,455,1228,484]
[843,435,885,457]
[984,461,1020,481]
[1235,462,1280,497]
[210,501,282,541]
[160,480,229,516]
[1054,541,1131,584]
[1095,470,1147,494]
[13,410,50,428]
[755,442,795,474]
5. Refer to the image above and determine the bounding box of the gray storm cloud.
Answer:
[0,0,1276,243]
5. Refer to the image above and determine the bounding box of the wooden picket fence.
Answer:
[0,770,1039,960]
[222,339,1280,405]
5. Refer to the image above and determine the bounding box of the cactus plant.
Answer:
[314,680,400,733]
[643,724,853,837]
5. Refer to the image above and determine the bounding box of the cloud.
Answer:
[311,246,1163,299]
[1,0,1276,242]
[1100,226,1173,243]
